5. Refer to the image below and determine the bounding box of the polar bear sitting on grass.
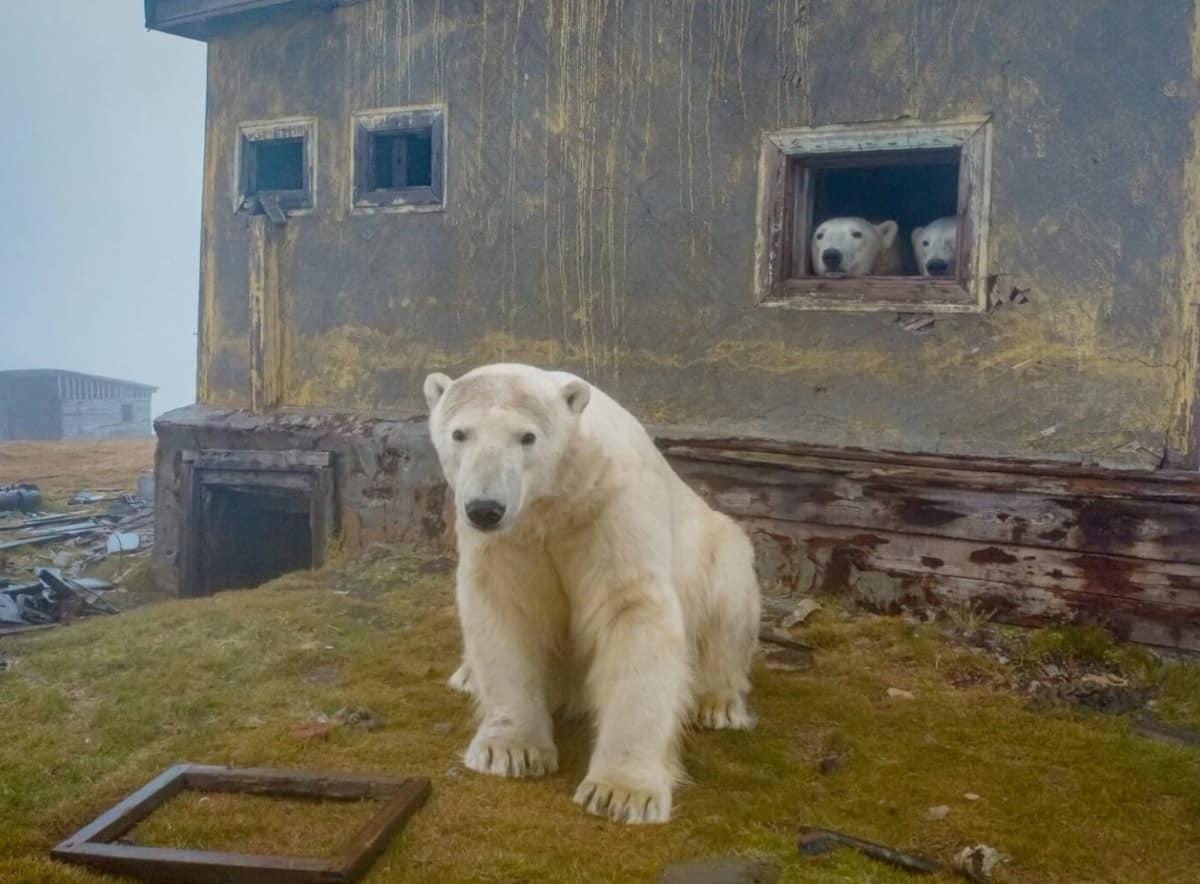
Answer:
[424,363,761,824]
[811,217,900,276]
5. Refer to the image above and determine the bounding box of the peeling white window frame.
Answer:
[754,117,993,313]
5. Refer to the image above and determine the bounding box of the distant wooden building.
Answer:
[0,370,156,441]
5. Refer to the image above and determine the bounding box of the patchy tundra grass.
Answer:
[1,549,1198,884]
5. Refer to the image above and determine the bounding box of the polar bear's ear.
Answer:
[423,372,453,411]
[875,220,898,249]
[562,378,591,415]
[911,226,925,252]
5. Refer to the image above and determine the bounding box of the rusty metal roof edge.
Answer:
[0,369,157,392]
[145,0,367,41]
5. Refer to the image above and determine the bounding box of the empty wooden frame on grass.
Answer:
[51,764,431,883]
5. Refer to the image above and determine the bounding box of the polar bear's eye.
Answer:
[520,432,537,446]
[922,240,930,247]
[815,231,824,240]
[452,428,467,443]
[851,230,863,239]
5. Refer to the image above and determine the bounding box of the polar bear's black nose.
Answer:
[926,259,950,275]
[821,248,842,268]
[466,499,506,530]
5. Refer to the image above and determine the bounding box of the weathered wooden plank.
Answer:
[740,517,1200,608]
[766,121,983,155]
[661,442,1200,501]
[335,778,431,881]
[902,573,1200,651]
[182,765,407,799]
[248,215,283,412]
[741,516,1200,651]
[772,276,976,309]
[195,449,332,471]
[672,457,1200,563]
[52,843,338,884]
[198,470,312,492]
[53,765,189,849]
[753,133,791,304]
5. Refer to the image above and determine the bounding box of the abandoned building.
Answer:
[0,370,156,441]
[148,0,1200,651]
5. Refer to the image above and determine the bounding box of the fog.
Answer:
[0,3,207,416]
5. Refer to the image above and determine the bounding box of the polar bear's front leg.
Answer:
[572,580,689,824]
[457,553,561,779]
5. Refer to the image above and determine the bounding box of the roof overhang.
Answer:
[145,0,358,42]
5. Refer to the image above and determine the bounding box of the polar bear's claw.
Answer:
[573,779,671,824]
[447,663,474,695]
[695,693,755,730]
[464,739,557,778]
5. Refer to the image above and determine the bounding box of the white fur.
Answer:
[811,217,899,276]
[912,216,957,276]
[425,363,761,824]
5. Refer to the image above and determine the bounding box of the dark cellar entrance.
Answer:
[180,449,334,597]
[200,486,313,594]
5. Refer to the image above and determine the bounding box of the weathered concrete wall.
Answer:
[197,0,1200,469]
[153,405,451,597]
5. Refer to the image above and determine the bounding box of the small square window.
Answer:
[121,404,134,423]
[236,118,315,214]
[353,106,445,212]
[373,131,433,189]
[755,119,992,312]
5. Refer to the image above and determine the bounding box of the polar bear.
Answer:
[811,217,900,276]
[912,216,957,276]
[424,363,760,824]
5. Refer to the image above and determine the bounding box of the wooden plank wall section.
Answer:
[659,438,1200,652]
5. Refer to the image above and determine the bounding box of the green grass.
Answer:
[1,548,1198,883]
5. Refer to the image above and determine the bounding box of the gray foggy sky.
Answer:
[0,3,206,416]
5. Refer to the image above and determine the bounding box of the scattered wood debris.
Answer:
[758,628,815,671]
[799,826,1005,882]
[0,484,154,633]
[798,826,942,873]
[780,598,821,629]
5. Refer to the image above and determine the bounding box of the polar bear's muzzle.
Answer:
[465,498,507,531]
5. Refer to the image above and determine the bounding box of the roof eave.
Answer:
[145,0,353,42]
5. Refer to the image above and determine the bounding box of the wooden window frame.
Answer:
[351,106,446,213]
[754,119,993,313]
[51,764,430,884]
[235,117,316,215]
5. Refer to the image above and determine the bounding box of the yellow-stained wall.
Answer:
[197,0,1200,468]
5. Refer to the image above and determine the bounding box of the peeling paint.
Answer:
[195,0,1200,470]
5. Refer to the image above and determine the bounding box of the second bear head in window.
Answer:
[912,216,957,277]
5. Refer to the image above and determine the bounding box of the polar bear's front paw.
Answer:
[448,662,475,695]
[464,738,557,778]
[694,692,755,730]
[573,778,672,824]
